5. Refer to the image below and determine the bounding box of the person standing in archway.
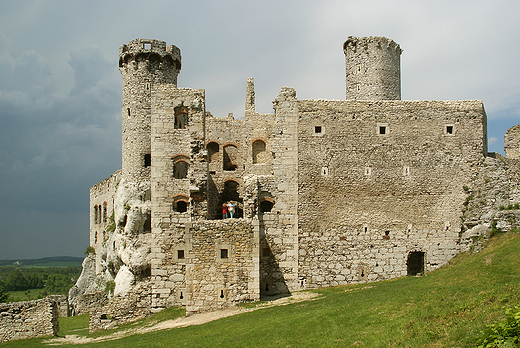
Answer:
[222,203,229,219]
[229,202,234,218]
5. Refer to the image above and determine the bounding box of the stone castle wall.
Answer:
[77,37,507,331]
[149,219,259,314]
[297,99,487,287]
[90,170,121,274]
[0,298,59,343]
[505,124,520,160]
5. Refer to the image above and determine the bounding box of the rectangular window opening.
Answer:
[144,154,151,167]
[220,248,228,259]
[446,125,453,134]
[144,43,152,50]
[379,126,386,135]
[177,250,185,259]
[314,126,322,134]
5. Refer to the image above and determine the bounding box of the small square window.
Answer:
[220,248,228,259]
[446,125,453,135]
[144,43,152,50]
[314,126,322,134]
[177,250,185,259]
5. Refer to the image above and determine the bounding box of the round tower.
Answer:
[343,36,402,100]
[119,39,181,182]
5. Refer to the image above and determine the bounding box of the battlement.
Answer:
[343,36,402,54]
[119,38,181,70]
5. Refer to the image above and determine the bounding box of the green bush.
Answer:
[85,246,96,255]
[478,307,520,347]
[105,280,115,294]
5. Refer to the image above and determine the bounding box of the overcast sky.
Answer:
[1,0,519,260]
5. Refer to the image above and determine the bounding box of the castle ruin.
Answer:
[71,36,506,328]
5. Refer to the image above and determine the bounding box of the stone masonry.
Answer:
[0,297,59,343]
[70,36,520,330]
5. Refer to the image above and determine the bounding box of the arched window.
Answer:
[207,142,219,163]
[252,139,267,164]
[222,180,242,218]
[223,144,238,171]
[174,160,189,179]
[173,195,189,213]
[174,104,188,129]
[94,205,99,224]
[103,202,108,223]
[260,200,274,213]
[172,155,189,179]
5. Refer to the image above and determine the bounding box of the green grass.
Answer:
[2,232,520,347]
[6,289,48,302]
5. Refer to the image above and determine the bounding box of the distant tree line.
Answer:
[0,266,82,302]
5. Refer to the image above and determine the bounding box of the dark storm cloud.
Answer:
[0,0,520,259]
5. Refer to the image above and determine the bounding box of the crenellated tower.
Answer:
[343,36,402,100]
[119,39,182,182]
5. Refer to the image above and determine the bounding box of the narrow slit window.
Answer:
[144,154,151,167]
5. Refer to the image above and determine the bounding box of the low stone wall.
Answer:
[87,282,152,333]
[0,297,59,343]
[46,295,69,317]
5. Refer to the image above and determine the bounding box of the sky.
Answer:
[1,0,519,260]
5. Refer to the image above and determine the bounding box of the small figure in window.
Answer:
[228,202,235,219]
[222,203,229,219]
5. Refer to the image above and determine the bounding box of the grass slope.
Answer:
[3,232,520,347]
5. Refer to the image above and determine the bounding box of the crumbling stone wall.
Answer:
[90,170,120,274]
[297,99,487,288]
[0,298,59,343]
[505,124,520,160]
[86,282,152,333]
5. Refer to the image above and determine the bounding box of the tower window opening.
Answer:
[207,142,219,163]
[445,125,454,135]
[144,213,151,232]
[379,126,386,135]
[220,248,228,259]
[174,104,189,129]
[103,202,107,223]
[144,43,151,50]
[173,200,188,213]
[127,108,131,117]
[314,126,322,134]
[220,290,225,299]
[177,250,185,259]
[144,154,151,167]
[260,200,274,213]
[223,144,238,171]
[174,160,189,179]
[252,139,267,164]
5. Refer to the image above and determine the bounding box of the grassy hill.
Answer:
[0,256,83,268]
[3,232,520,347]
